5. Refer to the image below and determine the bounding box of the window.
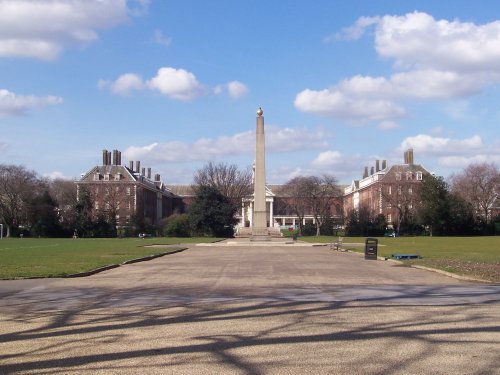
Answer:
[408,187,413,195]
[388,186,392,195]
[126,187,131,195]
[114,173,121,181]
[104,173,110,181]
[387,202,392,208]
[127,202,131,210]
[94,173,100,181]
[115,186,119,192]
[116,202,120,210]
[398,186,402,195]
[105,203,110,210]
[395,172,402,181]
[406,172,413,180]
[416,171,423,180]
[95,202,99,210]
[388,214,392,223]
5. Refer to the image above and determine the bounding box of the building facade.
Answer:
[77,149,180,230]
[343,149,431,228]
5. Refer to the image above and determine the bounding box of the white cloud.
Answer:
[0,142,9,152]
[227,81,249,99]
[98,73,144,95]
[294,88,405,121]
[311,150,343,167]
[0,0,140,60]
[213,81,249,99]
[147,67,203,100]
[154,29,172,47]
[373,12,500,73]
[123,125,329,164]
[400,134,483,155]
[331,16,380,41]
[0,89,63,117]
[300,12,500,123]
[43,171,71,180]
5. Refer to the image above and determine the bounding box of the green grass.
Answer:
[0,237,222,279]
[301,236,500,281]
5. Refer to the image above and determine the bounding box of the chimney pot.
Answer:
[129,161,134,170]
[136,161,140,173]
[370,166,375,175]
[382,160,387,169]
[141,167,145,176]
[376,160,380,172]
[147,168,152,179]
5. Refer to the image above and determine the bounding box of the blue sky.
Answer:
[1,0,499,185]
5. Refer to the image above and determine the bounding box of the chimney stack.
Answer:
[107,151,111,166]
[141,167,145,176]
[102,149,108,165]
[112,150,117,165]
[118,151,122,165]
[136,161,141,173]
[363,166,368,178]
[408,148,414,164]
[376,160,380,172]
[382,160,387,169]
[147,168,151,179]
[129,161,134,170]
[370,166,375,175]
[155,174,160,182]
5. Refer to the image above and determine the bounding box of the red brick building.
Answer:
[77,149,181,230]
[343,149,431,228]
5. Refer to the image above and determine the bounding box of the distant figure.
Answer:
[73,230,78,239]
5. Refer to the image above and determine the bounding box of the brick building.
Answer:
[77,149,180,230]
[343,149,431,228]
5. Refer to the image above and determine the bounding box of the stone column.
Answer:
[251,107,271,241]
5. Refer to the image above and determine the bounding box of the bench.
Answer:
[392,254,421,260]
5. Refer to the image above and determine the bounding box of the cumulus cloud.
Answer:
[123,125,329,163]
[0,0,143,60]
[147,67,203,100]
[0,89,63,117]
[101,67,250,101]
[302,12,500,123]
[43,171,71,180]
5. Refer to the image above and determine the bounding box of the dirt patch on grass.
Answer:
[415,259,500,283]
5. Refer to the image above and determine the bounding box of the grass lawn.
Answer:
[301,236,500,282]
[0,237,222,279]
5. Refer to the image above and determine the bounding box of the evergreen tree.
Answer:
[188,186,238,237]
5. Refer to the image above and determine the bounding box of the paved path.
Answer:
[1,242,499,374]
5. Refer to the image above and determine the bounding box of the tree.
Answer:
[416,175,451,236]
[0,164,42,237]
[450,162,499,223]
[193,161,252,204]
[163,213,191,237]
[28,190,62,237]
[282,175,341,236]
[188,186,238,237]
[49,179,78,234]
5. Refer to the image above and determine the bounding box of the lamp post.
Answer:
[0,224,3,239]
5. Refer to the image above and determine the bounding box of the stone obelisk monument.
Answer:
[251,107,271,241]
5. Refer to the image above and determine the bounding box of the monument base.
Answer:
[250,227,271,242]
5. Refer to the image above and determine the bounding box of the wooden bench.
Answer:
[392,254,421,260]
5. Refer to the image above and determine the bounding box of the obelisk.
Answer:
[251,107,271,241]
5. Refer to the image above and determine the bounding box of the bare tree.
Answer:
[49,179,78,230]
[282,175,341,235]
[0,164,42,237]
[193,162,253,204]
[450,162,499,223]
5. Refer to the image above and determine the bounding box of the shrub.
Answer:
[164,214,191,237]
